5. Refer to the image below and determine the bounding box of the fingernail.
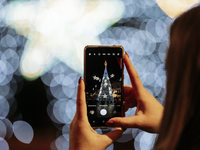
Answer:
[105,120,115,126]
[78,77,82,84]
[125,51,129,58]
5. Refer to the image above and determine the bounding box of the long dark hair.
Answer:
[154,5,200,150]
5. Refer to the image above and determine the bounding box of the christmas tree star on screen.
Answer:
[97,61,114,104]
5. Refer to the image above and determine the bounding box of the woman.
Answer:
[69,5,200,150]
[154,4,200,150]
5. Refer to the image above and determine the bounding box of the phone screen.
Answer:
[84,46,124,127]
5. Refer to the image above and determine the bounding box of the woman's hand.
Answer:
[105,53,164,133]
[69,78,123,150]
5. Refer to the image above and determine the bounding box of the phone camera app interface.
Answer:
[85,47,123,125]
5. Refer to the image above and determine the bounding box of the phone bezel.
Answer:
[84,45,124,127]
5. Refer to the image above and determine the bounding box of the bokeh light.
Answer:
[13,121,34,144]
[55,134,69,150]
[0,0,199,149]
[4,0,125,80]
[0,137,9,150]
[134,131,157,150]
[156,0,198,18]
[0,120,6,138]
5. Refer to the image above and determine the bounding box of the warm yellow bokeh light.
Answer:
[157,0,199,18]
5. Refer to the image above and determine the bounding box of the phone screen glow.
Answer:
[85,47,123,126]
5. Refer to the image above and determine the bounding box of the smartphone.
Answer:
[84,45,124,127]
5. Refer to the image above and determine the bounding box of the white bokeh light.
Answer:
[13,121,34,144]
[0,137,9,150]
[0,96,9,120]
[4,0,125,80]
[134,131,157,150]
[2,118,13,139]
[0,120,6,138]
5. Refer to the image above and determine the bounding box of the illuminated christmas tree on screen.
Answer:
[97,61,114,104]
